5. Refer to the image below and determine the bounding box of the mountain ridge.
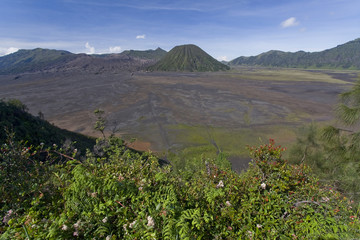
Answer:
[2,38,360,74]
[120,47,167,60]
[229,38,360,69]
[0,47,167,74]
[0,48,77,74]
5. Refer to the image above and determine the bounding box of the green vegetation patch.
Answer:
[167,123,297,156]
[1,136,359,239]
[228,67,353,84]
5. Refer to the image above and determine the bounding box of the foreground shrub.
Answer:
[1,138,359,239]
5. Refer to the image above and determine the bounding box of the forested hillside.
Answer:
[0,48,77,74]
[0,99,95,154]
[230,38,360,69]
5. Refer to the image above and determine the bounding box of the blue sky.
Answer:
[0,0,359,60]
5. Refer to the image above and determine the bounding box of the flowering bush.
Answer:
[1,138,359,239]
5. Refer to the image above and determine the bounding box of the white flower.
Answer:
[225,201,231,207]
[260,183,266,190]
[129,220,136,228]
[61,224,68,231]
[74,220,81,228]
[216,180,224,188]
[2,209,13,224]
[106,235,111,240]
[139,186,143,191]
[322,197,330,202]
[73,231,79,236]
[102,217,108,223]
[147,216,155,227]
[257,224,262,228]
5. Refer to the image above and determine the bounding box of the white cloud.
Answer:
[109,46,122,53]
[136,34,146,39]
[217,56,228,61]
[280,17,299,28]
[85,42,95,54]
[0,47,19,56]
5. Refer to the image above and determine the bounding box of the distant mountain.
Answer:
[0,48,77,74]
[148,44,230,72]
[120,47,167,60]
[230,38,360,69]
[0,48,167,74]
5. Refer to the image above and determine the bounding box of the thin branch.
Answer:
[116,200,137,216]
[301,146,307,163]
[51,150,76,161]
[116,200,126,208]
[337,128,354,133]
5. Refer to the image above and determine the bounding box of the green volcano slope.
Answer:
[148,44,230,72]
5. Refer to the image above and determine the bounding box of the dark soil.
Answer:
[0,68,356,166]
